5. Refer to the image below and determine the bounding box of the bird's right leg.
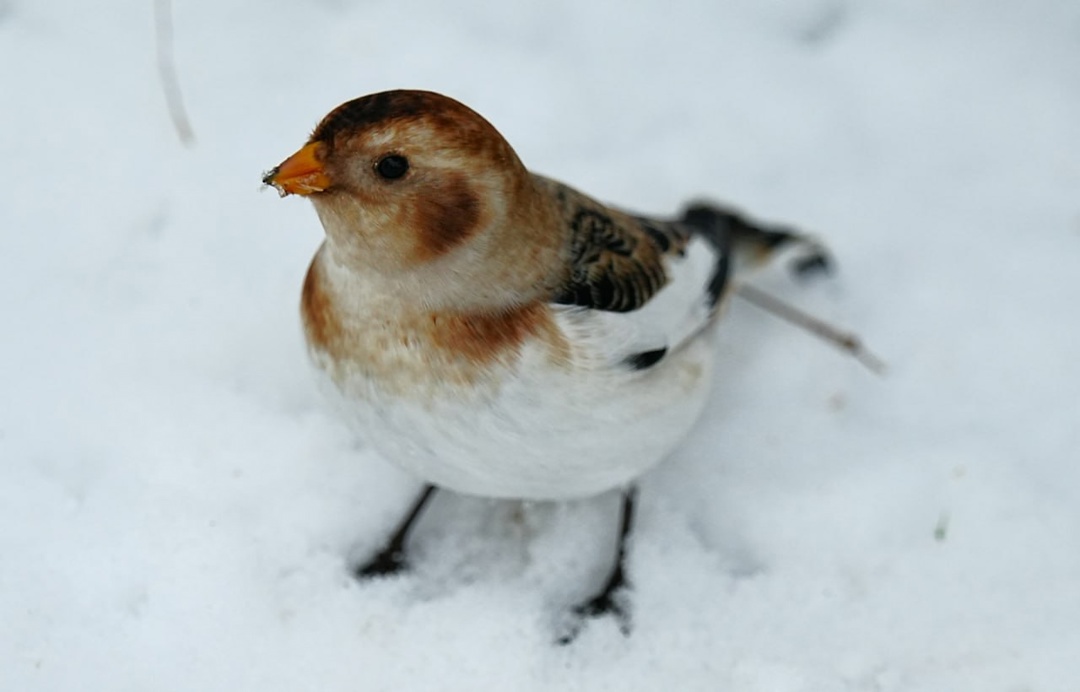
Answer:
[354,484,437,579]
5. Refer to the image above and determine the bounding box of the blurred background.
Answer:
[2,1,1078,689]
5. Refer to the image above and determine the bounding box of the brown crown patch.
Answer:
[310,90,505,160]
[308,90,523,183]
[312,90,445,142]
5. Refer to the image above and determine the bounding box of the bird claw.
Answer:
[353,548,408,580]
[555,588,632,645]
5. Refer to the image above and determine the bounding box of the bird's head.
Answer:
[264,90,536,280]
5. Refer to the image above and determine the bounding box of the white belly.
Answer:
[313,331,715,501]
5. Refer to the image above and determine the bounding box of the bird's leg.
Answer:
[558,486,638,645]
[354,484,437,579]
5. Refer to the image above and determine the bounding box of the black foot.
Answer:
[556,486,638,645]
[351,484,436,581]
[353,546,409,580]
[557,585,632,645]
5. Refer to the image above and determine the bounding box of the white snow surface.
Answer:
[3,1,1079,689]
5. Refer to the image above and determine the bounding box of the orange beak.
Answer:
[262,142,331,197]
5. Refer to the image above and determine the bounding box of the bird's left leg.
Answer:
[557,485,638,644]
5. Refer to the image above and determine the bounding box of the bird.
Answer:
[263,89,830,642]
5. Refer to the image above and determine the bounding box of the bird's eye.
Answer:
[375,154,409,180]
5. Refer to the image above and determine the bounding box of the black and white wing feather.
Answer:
[540,179,735,371]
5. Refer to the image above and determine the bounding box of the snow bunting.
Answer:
[263,89,829,640]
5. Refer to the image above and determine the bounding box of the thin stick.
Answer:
[155,0,195,146]
[735,283,887,375]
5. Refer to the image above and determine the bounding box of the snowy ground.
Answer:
[3,0,1080,689]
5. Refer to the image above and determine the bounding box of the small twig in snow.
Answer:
[154,0,195,146]
[735,283,887,375]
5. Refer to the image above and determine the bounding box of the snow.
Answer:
[3,0,1079,689]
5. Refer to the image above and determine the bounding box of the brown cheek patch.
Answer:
[408,174,483,261]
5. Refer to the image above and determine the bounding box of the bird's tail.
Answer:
[681,202,885,373]
[679,202,832,281]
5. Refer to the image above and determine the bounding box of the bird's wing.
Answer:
[539,178,734,371]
